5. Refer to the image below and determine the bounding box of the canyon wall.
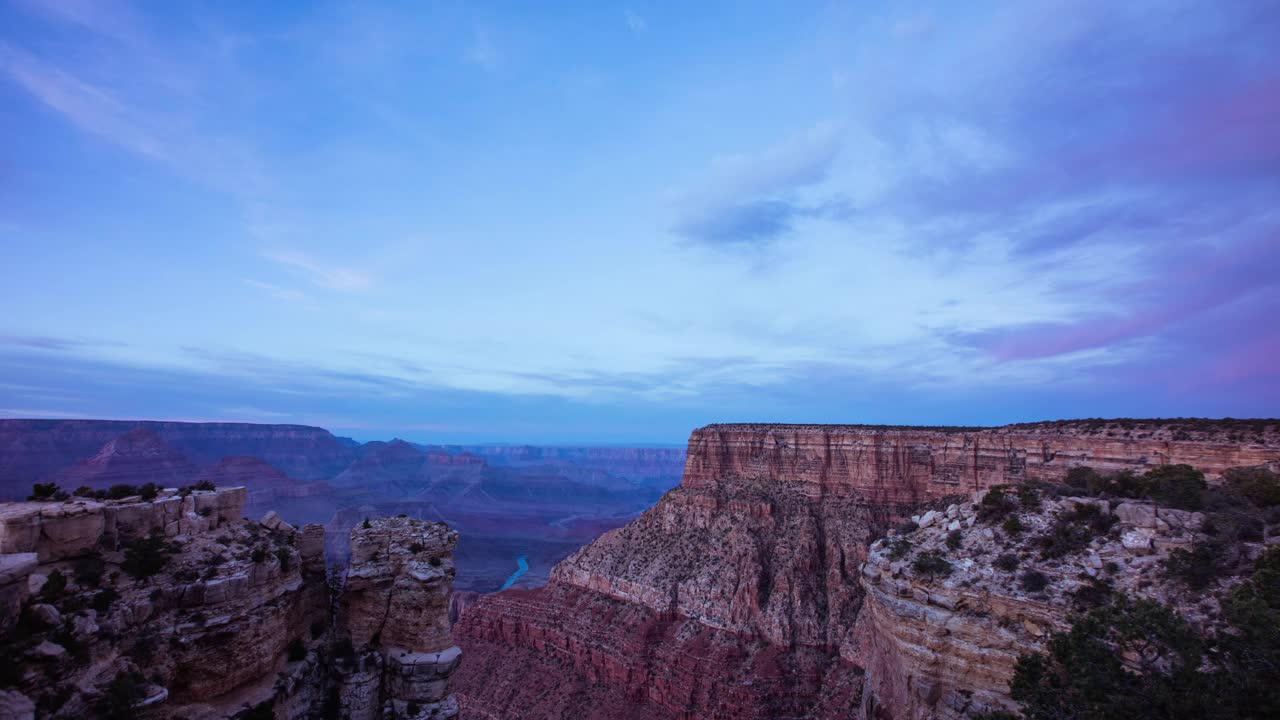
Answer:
[0,419,356,497]
[454,419,1280,719]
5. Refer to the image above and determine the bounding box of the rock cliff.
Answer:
[454,419,1280,719]
[0,494,460,718]
[334,516,461,720]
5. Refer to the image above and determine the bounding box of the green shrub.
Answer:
[1035,504,1116,559]
[895,519,919,535]
[28,482,68,501]
[1019,569,1049,592]
[97,671,146,720]
[1223,467,1280,507]
[408,542,425,554]
[912,550,953,580]
[1002,516,1025,534]
[41,569,68,599]
[994,553,1020,572]
[251,547,267,564]
[361,518,372,529]
[275,548,292,572]
[977,487,1015,523]
[887,537,912,560]
[193,479,216,491]
[1070,577,1114,610]
[428,556,443,568]
[122,533,174,579]
[945,529,963,550]
[1143,464,1208,510]
[73,552,106,587]
[1164,544,1224,590]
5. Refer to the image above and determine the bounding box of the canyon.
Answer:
[0,419,685,592]
[453,419,1280,719]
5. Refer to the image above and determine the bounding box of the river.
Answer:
[497,554,529,591]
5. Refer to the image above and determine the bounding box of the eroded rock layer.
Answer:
[455,420,1280,719]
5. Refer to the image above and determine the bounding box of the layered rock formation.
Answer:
[0,419,357,497]
[335,516,461,720]
[454,420,1280,720]
[53,427,198,491]
[853,492,1254,719]
[0,494,460,718]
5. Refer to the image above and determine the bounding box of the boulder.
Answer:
[1120,529,1155,555]
[1113,502,1157,529]
[30,603,61,627]
[31,640,66,659]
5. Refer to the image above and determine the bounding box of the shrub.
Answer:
[361,518,372,529]
[137,482,160,501]
[1019,569,1049,592]
[885,537,911,560]
[407,701,421,715]
[91,587,120,612]
[1035,504,1116,559]
[429,556,443,568]
[994,553,1020,572]
[945,529,963,550]
[1164,543,1226,590]
[28,482,68,501]
[310,621,326,639]
[287,637,307,662]
[1065,466,1099,490]
[1071,577,1114,610]
[97,671,146,720]
[73,552,106,587]
[122,533,174,579]
[1018,485,1042,510]
[192,479,216,492]
[105,484,140,500]
[41,569,68,599]
[912,550,953,580]
[1002,516,1025,534]
[895,519,920,535]
[1223,467,1280,508]
[408,542,425,554]
[977,487,1015,523]
[251,547,267,564]
[275,548,293,572]
[1143,464,1208,511]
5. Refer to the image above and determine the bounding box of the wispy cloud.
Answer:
[671,122,845,246]
[262,251,372,292]
[243,279,310,303]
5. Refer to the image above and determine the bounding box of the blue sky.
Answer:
[1,0,1277,444]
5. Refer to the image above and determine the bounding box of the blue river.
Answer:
[498,554,529,591]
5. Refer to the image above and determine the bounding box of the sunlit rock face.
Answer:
[453,420,1280,720]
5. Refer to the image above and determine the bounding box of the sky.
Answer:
[1,0,1277,444]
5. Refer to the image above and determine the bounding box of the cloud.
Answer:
[243,280,311,303]
[672,123,844,245]
[625,10,647,33]
[262,251,372,292]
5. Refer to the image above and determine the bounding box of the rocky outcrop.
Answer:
[852,492,1248,719]
[0,487,246,561]
[454,420,1280,720]
[335,516,461,720]
[0,490,331,718]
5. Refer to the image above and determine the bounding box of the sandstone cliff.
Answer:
[454,419,1280,719]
